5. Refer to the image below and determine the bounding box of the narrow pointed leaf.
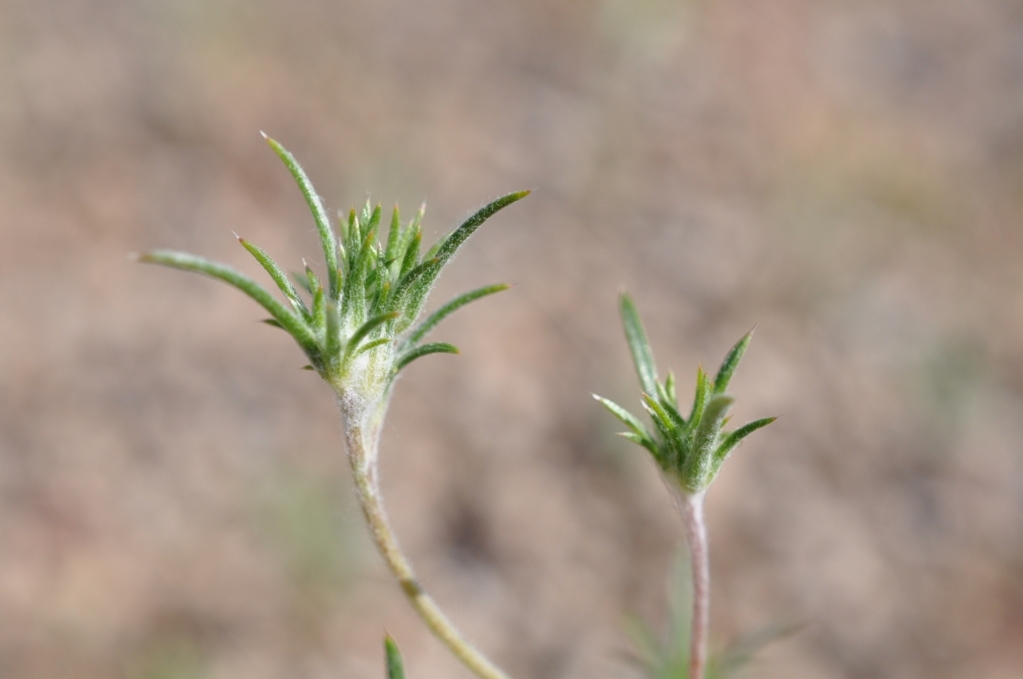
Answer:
[304,264,321,295]
[394,342,459,373]
[433,190,530,265]
[404,283,510,348]
[656,380,672,411]
[375,278,392,310]
[664,370,677,408]
[619,294,659,399]
[618,431,660,458]
[311,284,326,335]
[345,312,399,360]
[334,215,347,266]
[685,393,734,490]
[713,417,776,468]
[342,208,356,250]
[351,224,380,319]
[396,263,444,332]
[238,237,308,318]
[642,392,682,449]
[139,250,320,355]
[324,301,341,361]
[384,636,405,679]
[354,337,391,357]
[263,134,340,299]
[593,394,653,440]
[341,226,376,322]
[384,205,402,266]
[262,318,284,329]
[399,229,421,279]
[687,367,710,431]
[659,397,686,429]
[357,201,371,240]
[714,329,753,394]
[367,203,382,239]
[388,257,440,316]
[397,204,425,269]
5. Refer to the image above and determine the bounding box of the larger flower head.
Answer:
[140,134,528,413]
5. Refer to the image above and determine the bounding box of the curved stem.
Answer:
[679,491,709,679]
[342,404,512,679]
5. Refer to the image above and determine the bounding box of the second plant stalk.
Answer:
[596,295,775,679]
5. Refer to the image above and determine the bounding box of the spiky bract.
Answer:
[595,294,774,494]
[140,135,528,414]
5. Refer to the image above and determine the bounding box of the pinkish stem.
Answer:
[679,491,709,679]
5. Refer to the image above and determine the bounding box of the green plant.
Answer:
[141,137,777,679]
[595,294,775,679]
[140,134,526,679]
[385,635,405,679]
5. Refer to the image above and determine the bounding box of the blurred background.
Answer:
[1,0,1022,677]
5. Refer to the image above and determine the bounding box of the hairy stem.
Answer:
[341,401,512,679]
[679,490,709,679]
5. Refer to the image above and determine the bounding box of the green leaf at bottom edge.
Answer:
[384,635,405,679]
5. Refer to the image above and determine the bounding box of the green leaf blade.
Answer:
[345,311,399,361]
[664,370,678,408]
[384,636,405,679]
[387,258,441,330]
[713,329,753,394]
[404,283,510,348]
[687,368,711,434]
[354,336,391,357]
[641,393,680,456]
[237,236,308,318]
[311,280,326,335]
[399,228,422,279]
[139,250,320,357]
[324,301,342,362]
[712,417,776,472]
[685,393,734,491]
[263,134,340,299]
[384,205,402,267]
[619,294,660,399]
[393,342,459,374]
[433,190,530,265]
[593,394,653,441]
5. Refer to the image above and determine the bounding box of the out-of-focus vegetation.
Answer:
[1,1,1022,678]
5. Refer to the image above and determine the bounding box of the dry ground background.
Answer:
[1,0,1023,677]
